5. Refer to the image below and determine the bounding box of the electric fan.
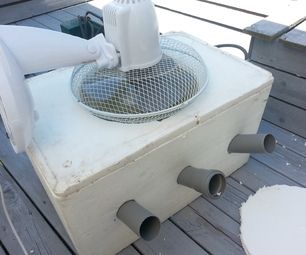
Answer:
[0,0,208,152]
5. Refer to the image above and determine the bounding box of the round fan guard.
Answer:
[71,35,208,123]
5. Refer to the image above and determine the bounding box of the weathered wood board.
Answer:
[171,206,244,255]
[117,246,140,255]
[250,37,306,78]
[195,0,267,16]
[0,0,25,7]
[197,0,302,18]
[0,120,75,251]
[259,120,306,157]
[231,158,299,191]
[48,9,75,22]
[252,62,306,110]
[15,18,48,29]
[280,20,306,50]
[253,144,306,187]
[0,244,5,255]
[134,221,207,255]
[248,17,306,138]
[189,196,241,245]
[207,177,253,223]
[32,14,64,31]
[263,97,306,138]
[0,165,72,255]
[153,0,262,32]
[244,1,306,40]
[0,0,88,24]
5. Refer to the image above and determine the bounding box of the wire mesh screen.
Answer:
[71,36,208,123]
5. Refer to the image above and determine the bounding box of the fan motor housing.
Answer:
[103,0,162,71]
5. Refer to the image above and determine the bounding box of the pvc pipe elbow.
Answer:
[228,134,276,154]
[178,166,226,199]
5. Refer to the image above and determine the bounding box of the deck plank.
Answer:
[59,3,103,24]
[244,1,306,40]
[0,0,87,24]
[0,121,75,251]
[0,164,71,255]
[63,3,90,16]
[259,121,306,157]
[134,221,207,255]
[153,0,262,32]
[253,63,306,110]
[252,145,306,187]
[48,9,76,22]
[197,0,304,18]
[32,14,63,31]
[280,20,306,50]
[117,246,140,255]
[0,246,6,255]
[231,158,299,192]
[263,97,306,139]
[196,0,268,16]
[250,36,306,78]
[155,7,250,56]
[171,207,244,255]
[15,18,48,29]
[205,178,253,223]
[0,245,5,255]
[189,197,241,245]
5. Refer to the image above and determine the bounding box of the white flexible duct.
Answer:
[0,25,118,74]
[0,25,118,153]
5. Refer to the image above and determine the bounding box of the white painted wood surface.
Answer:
[196,0,304,17]
[26,33,272,255]
[153,0,262,31]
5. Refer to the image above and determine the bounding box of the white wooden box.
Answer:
[26,33,273,255]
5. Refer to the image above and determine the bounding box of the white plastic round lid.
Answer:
[0,39,35,153]
[240,185,306,255]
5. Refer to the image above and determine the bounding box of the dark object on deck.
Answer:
[117,200,161,241]
[228,134,276,153]
[177,166,226,199]
[60,11,104,39]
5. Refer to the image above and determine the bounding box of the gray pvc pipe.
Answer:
[228,134,276,153]
[177,166,226,199]
[117,200,160,241]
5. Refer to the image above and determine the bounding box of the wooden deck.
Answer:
[0,1,306,254]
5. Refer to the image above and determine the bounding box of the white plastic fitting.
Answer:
[103,0,162,71]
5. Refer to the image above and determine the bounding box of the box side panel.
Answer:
[46,87,271,255]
